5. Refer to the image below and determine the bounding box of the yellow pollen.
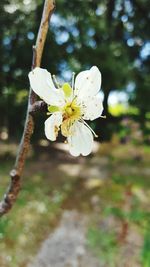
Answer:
[61,99,81,137]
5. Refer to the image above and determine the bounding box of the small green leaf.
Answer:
[62,83,72,97]
[48,106,60,113]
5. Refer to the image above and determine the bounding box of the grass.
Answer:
[86,141,150,267]
[86,184,150,267]
[87,227,118,267]
[0,139,150,267]
[0,158,75,267]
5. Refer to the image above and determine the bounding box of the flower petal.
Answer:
[45,112,62,141]
[62,83,73,98]
[74,66,101,99]
[82,95,103,121]
[67,122,93,156]
[28,67,65,106]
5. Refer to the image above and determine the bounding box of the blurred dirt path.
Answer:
[28,210,100,267]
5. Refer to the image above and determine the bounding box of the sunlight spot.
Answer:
[0,130,8,140]
[39,139,49,147]
[85,178,103,189]
[59,164,81,176]
[4,3,19,13]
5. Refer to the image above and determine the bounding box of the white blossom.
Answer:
[28,66,103,156]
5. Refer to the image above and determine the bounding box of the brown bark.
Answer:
[0,0,55,217]
[103,90,110,116]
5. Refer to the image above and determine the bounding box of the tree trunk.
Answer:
[139,109,146,131]
[103,90,110,116]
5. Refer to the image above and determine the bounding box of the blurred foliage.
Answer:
[0,0,150,141]
[142,230,150,267]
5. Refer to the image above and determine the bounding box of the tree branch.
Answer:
[29,101,47,114]
[0,0,55,217]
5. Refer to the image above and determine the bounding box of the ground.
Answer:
[0,137,150,267]
[28,210,100,267]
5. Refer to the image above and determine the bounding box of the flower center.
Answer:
[61,99,82,137]
[63,100,81,120]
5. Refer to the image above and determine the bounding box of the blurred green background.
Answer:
[0,0,150,266]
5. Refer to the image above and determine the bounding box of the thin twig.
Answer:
[0,0,55,217]
[29,100,47,114]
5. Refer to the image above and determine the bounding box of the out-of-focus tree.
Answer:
[55,0,131,116]
[0,0,150,140]
[0,0,72,139]
[126,0,150,130]
[0,0,37,138]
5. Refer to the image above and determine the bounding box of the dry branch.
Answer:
[0,0,55,217]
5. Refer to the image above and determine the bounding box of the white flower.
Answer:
[28,66,103,156]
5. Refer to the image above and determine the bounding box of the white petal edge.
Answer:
[82,94,103,121]
[74,66,101,100]
[45,112,62,141]
[28,67,65,106]
[67,122,93,157]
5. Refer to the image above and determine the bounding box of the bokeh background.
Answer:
[0,0,150,266]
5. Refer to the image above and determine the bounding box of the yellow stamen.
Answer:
[61,99,82,137]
